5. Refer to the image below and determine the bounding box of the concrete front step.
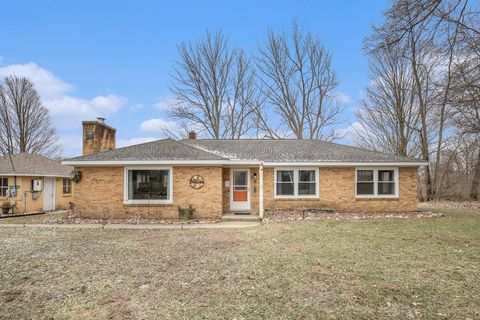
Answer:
[222,214,261,222]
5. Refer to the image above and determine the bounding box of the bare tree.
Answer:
[354,45,419,157]
[363,0,479,200]
[169,31,257,139]
[0,76,60,157]
[255,22,343,140]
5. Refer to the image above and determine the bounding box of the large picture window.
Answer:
[0,178,8,197]
[275,168,318,198]
[356,168,398,198]
[125,168,172,204]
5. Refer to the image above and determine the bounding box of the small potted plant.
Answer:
[1,201,12,215]
[178,204,196,220]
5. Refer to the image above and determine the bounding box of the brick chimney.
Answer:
[188,131,197,139]
[82,118,116,156]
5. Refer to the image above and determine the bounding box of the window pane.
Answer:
[299,170,315,182]
[357,170,373,182]
[128,170,169,200]
[276,182,294,196]
[277,170,294,182]
[378,182,395,195]
[357,182,374,195]
[378,170,394,182]
[233,171,247,186]
[298,182,316,195]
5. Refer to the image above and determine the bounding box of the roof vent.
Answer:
[97,117,106,124]
[188,131,197,139]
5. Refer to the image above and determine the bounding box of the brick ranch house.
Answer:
[62,118,426,219]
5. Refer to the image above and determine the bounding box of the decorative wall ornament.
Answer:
[70,170,82,183]
[189,175,204,189]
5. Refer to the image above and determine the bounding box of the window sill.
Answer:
[62,194,73,198]
[355,196,399,201]
[124,203,174,207]
[274,196,319,201]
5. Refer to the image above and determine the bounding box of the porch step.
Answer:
[222,214,261,222]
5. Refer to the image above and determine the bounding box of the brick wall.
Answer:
[82,121,116,156]
[73,166,223,219]
[73,165,419,219]
[262,167,418,212]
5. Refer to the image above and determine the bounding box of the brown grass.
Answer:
[0,204,479,319]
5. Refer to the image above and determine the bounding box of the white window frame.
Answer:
[274,167,319,199]
[124,166,173,204]
[0,177,8,197]
[355,167,399,198]
[62,178,72,195]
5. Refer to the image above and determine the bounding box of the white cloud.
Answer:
[335,121,364,143]
[117,137,158,148]
[336,92,351,104]
[139,118,180,133]
[58,134,82,158]
[0,62,125,122]
[153,97,179,111]
[0,62,73,99]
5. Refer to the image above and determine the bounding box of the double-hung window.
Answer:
[356,168,398,198]
[124,167,172,204]
[63,178,72,194]
[275,168,318,198]
[0,178,8,197]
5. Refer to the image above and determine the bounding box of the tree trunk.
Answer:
[470,148,480,200]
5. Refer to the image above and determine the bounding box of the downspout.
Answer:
[259,161,264,220]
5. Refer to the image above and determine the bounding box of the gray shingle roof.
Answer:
[182,139,419,162]
[66,138,422,163]
[67,138,226,161]
[0,153,72,177]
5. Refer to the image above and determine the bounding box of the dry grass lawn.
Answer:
[0,204,479,319]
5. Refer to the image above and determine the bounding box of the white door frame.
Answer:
[230,168,250,212]
[43,177,56,211]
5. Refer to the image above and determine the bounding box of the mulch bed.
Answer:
[264,209,443,222]
[42,211,221,225]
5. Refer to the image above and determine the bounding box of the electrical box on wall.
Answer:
[32,180,42,191]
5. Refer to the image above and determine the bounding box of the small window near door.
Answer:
[275,168,319,198]
[0,178,8,197]
[63,178,72,194]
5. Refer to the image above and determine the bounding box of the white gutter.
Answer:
[62,160,427,167]
[0,173,70,178]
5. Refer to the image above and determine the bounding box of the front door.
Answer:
[43,178,55,211]
[230,169,250,212]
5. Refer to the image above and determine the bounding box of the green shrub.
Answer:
[178,204,196,220]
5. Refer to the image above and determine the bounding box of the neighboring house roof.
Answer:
[63,138,425,166]
[0,153,73,177]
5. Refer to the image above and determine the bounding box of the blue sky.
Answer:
[0,0,390,157]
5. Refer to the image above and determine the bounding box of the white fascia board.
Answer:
[0,173,70,178]
[62,159,427,167]
[61,160,259,166]
[262,161,427,167]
